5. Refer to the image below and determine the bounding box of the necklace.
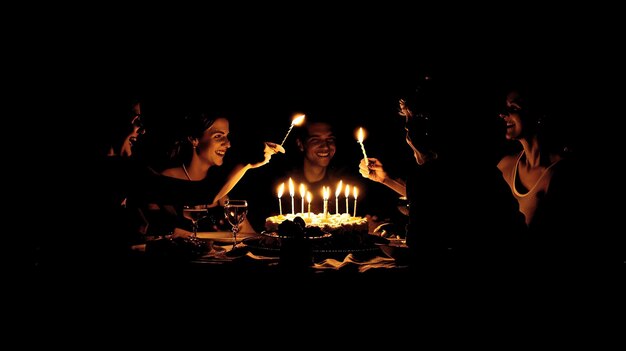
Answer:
[182,163,192,181]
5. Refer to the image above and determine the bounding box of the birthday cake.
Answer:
[265,213,368,238]
[242,213,381,258]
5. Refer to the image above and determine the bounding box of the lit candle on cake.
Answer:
[335,180,343,215]
[299,183,306,214]
[357,127,369,166]
[289,177,295,215]
[306,191,312,218]
[280,114,306,146]
[353,186,359,217]
[322,186,330,218]
[345,184,350,215]
[277,182,284,216]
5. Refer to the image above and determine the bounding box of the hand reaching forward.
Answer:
[249,142,286,169]
[359,157,387,184]
[213,142,286,204]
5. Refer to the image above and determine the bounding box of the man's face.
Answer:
[298,122,336,168]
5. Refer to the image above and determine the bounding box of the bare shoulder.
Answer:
[497,154,518,172]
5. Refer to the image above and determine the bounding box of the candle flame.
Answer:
[292,114,306,126]
[278,182,285,198]
[306,191,312,203]
[288,177,295,197]
[345,184,350,197]
[335,180,343,197]
[357,127,365,143]
[323,186,330,200]
[353,186,358,199]
[299,183,306,198]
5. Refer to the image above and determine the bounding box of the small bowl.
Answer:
[377,239,410,264]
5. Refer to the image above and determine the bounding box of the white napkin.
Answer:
[313,253,397,272]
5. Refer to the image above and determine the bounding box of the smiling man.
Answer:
[296,120,337,183]
[275,116,361,215]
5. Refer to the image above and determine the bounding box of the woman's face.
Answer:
[196,118,230,166]
[500,90,528,141]
[399,99,423,162]
[299,122,336,168]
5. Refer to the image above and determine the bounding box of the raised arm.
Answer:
[211,142,285,204]
[359,157,406,197]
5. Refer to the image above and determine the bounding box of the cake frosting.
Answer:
[265,213,368,236]
[252,213,378,256]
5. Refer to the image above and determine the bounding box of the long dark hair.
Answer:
[401,74,442,156]
[503,83,574,157]
[167,112,218,166]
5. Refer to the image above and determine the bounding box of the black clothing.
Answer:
[405,156,527,270]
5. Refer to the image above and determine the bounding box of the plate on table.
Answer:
[241,234,383,259]
[196,231,257,243]
[261,231,332,240]
[241,236,281,256]
[375,238,410,262]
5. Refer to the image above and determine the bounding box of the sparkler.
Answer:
[280,114,305,146]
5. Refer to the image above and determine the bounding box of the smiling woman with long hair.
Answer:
[154,112,283,235]
[496,81,588,266]
[497,85,575,229]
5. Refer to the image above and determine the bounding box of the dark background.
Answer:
[91,45,595,170]
[46,6,613,166]
[68,17,605,209]
[31,9,620,279]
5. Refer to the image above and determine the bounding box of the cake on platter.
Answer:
[244,213,382,258]
[264,213,368,237]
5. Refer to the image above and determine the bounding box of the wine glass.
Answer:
[397,196,410,217]
[182,205,208,238]
[396,197,410,245]
[223,199,248,248]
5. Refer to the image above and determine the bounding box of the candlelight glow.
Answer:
[356,127,369,166]
[289,178,295,197]
[357,127,366,142]
[322,186,330,217]
[299,183,306,214]
[335,180,343,198]
[306,191,312,217]
[292,114,306,126]
[288,177,295,215]
[353,186,359,217]
[335,180,343,214]
[345,184,350,215]
[281,114,306,146]
[299,183,306,198]
[277,182,285,198]
[277,182,285,216]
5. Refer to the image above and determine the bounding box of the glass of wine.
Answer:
[397,196,410,217]
[182,205,208,238]
[223,199,248,248]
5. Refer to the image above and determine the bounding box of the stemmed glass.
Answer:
[223,199,248,248]
[397,196,410,217]
[396,197,409,245]
[182,205,208,238]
